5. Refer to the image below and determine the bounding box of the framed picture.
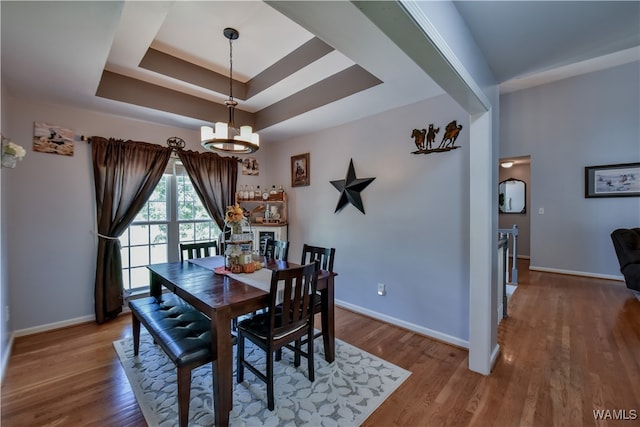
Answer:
[585,162,640,198]
[291,153,310,187]
[242,157,259,175]
[33,122,74,156]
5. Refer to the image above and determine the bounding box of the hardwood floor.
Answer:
[2,261,639,426]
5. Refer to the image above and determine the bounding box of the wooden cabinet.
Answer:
[236,191,288,254]
[251,225,288,256]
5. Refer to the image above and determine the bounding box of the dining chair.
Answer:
[262,239,289,261]
[236,261,320,411]
[179,241,218,262]
[301,244,335,272]
[301,244,335,340]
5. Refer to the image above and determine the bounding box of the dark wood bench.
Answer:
[129,294,215,427]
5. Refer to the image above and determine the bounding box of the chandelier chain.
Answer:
[228,36,233,102]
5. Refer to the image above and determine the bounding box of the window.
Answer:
[120,160,221,292]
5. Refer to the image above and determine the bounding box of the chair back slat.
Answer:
[179,241,218,262]
[301,244,335,272]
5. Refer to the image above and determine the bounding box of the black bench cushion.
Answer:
[129,295,214,367]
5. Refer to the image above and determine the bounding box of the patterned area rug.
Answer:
[114,331,410,426]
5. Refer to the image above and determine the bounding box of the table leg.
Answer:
[149,271,161,298]
[212,308,232,427]
[321,275,335,363]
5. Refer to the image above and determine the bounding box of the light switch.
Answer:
[538,208,544,214]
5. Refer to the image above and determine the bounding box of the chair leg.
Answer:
[275,348,282,361]
[177,366,192,427]
[307,331,315,382]
[294,339,301,367]
[132,313,141,356]
[236,332,244,383]
[267,350,275,411]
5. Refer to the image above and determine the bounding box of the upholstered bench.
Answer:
[129,294,215,427]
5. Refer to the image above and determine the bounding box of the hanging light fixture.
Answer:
[201,28,259,154]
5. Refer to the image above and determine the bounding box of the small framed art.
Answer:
[584,162,640,198]
[33,122,74,156]
[291,153,310,187]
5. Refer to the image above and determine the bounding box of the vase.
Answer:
[1,154,17,169]
[231,222,242,235]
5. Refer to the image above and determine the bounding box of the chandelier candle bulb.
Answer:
[201,126,214,141]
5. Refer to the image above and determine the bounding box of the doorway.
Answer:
[498,156,531,259]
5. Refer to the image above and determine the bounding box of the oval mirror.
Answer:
[499,178,526,214]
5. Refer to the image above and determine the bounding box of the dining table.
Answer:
[146,255,336,427]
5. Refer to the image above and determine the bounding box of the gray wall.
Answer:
[265,94,471,344]
[1,81,8,374]
[500,62,640,278]
[1,96,211,334]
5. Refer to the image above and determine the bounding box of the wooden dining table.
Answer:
[146,255,336,427]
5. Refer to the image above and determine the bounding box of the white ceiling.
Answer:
[1,1,638,145]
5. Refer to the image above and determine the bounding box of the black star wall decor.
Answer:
[330,158,376,214]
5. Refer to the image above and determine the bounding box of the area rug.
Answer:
[114,331,410,426]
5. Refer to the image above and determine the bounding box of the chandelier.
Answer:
[201,28,259,154]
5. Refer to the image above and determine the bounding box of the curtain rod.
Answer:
[80,135,244,162]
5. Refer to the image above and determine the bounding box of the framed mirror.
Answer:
[499,178,526,214]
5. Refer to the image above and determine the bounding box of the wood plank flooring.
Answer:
[2,260,639,426]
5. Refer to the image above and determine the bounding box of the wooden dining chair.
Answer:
[262,239,289,261]
[301,244,335,272]
[301,244,335,340]
[236,262,320,411]
[179,241,218,262]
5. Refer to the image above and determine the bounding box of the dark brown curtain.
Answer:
[177,149,238,229]
[91,137,172,323]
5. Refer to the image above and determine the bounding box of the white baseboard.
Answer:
[490,343,501,372]
[0,332,15,385]
[336,299,469,349]
[13,314,95,338]
[528,266,624,282]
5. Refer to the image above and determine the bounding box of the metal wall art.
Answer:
[411,120,463,155]
[330,158,375,214]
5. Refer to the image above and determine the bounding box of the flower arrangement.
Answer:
[1,136,26,168]
[3,141,26,160]
[225,203,245,224]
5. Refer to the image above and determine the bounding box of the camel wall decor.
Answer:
[411,120,463,155]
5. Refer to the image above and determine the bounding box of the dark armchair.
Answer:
[611,228,640,292]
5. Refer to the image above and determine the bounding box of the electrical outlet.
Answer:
[377,283,386,296]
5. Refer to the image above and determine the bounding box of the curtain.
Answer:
[91,137,172,323]
[177,149,238,230]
